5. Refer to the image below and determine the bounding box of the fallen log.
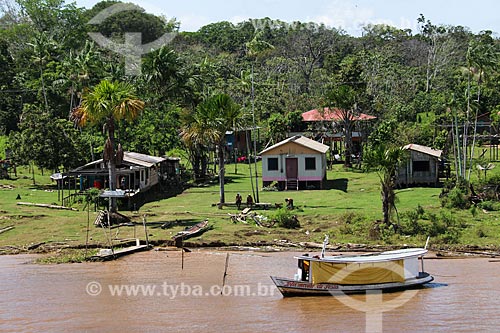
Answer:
[27,242,46,250]
[0,226,14,234]
[17,202,77,211]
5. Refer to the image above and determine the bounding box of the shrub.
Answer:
[479,200,500,211]
[272,208,300,229]
[441,187,469,209]
[338,212,366,236]
[399,205,427,236]
[476,227,487,238]
[338,212,364,225]
[368,220,395,242]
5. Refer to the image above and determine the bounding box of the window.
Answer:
[305,157,316,170]
[413,161,430,172]
[268,158,279,171]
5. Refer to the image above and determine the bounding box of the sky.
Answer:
[75,0,500,36]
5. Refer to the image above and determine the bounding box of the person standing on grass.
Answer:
[246,194,253,208]
[235,193,242,210]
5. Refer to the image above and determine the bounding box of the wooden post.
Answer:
[221,253,230,295]
[142,215,149,247]
[181,245,184,270]
[85,194,90,258]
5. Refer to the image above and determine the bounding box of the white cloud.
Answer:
[229,15,249,26]
[308,1,374,34]
[178,14,212,31]
[308,1,417,35]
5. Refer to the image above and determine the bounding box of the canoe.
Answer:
[172,220,210,241]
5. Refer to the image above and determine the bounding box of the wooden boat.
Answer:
[271,237,433,297]
[172,219,210,241]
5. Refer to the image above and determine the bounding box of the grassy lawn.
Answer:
[2,161,500,256]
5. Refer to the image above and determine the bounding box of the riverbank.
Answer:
[2,164,500,260]
[3,236,500,265]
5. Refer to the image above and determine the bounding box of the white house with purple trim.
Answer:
[259,135,329,190]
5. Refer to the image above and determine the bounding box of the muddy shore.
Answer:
[2,238,500,259]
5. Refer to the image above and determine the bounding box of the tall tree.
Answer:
[71,80,145,213]
[365,144,405,226]
[181,94,243,204]
[463,32,498,181]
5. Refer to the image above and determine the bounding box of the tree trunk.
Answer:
[108,128,118,213]
[344,117,353,168]
[218,143,225,204]
[381,187,390,226]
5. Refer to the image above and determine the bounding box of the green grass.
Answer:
[2,162,500,256]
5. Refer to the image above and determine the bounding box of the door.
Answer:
[286,158,298,179]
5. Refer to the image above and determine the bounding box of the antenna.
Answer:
[321,235,329,258]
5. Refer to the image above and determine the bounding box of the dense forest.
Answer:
[1,0,500,180]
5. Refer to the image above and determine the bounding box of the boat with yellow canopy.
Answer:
[271,237,433,297]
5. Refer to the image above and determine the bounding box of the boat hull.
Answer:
[271,273,434,297]
[172,220,209,241]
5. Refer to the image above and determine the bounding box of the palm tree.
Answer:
[27,31,56,112]
[462,34,498,181]
[71,80,145,213]
[180,108,210,181]
[365,145,405,226]
[181,94,243,204]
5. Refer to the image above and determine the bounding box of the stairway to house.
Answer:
[286,179,298,191]
[94,210,107,226]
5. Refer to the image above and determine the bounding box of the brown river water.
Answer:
[1,250,500,333]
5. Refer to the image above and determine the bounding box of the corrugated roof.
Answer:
[302,107,377,122]
[71,152,165,171]
[260,135,329,155]
[403,144,442,158]
[125,152,165,166]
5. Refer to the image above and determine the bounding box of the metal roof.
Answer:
[260,135,330,155]
[71,152,166,172]
[403,144,442,159]
[296,248,428,263]
[302,107,377,122]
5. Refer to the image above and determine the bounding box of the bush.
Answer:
[369,221,396,242]
[441,187,470,209]
[398,206,465,244]
[476,227,487,238]
[338,212,365,225]
[479,200,500,211]
[272,208,300,229]
[338,212,366,236]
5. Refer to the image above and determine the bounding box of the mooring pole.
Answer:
[180,236,185,270]
[142,215,149,247]
[85,194,90,258]
[221,253,230,295]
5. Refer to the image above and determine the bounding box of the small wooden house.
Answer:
[397,144,442,186]
[259,135,329,190]
[70,152,168,194]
